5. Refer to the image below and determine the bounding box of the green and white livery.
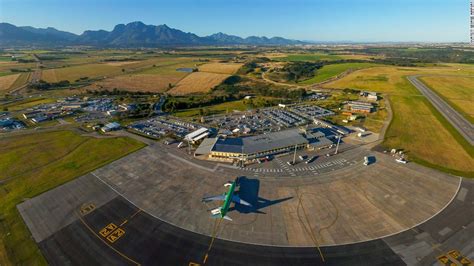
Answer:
[202,177,252,221]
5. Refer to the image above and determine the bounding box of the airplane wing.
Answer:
[202,195,226,202]
[232,195,252,206]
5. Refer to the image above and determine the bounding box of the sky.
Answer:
[0,0,471,42]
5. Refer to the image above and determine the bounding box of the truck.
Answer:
[396,158,407,164]
[306,156,317,164]
[363,156,369,166]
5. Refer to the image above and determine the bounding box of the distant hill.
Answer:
[0,23,77,46]
[0,21,306,47]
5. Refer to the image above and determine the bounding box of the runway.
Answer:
[407,76,474,145]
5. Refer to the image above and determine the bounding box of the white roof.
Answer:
[185,127,209,141]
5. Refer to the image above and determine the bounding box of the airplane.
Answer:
[202,177,252,221]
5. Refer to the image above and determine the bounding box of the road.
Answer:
[408,76,474,146]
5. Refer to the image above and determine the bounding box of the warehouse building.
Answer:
[346,101,374,113]
[195,128,333,163]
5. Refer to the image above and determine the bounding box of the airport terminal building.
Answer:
[195,128,333,163]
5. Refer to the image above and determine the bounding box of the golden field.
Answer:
[198,62,243,74]
[0,74,20,92]
[168,72,230,95]
[85,74,183,93]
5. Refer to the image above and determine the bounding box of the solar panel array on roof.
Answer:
[213,137,244,153]
[212,129,308,155]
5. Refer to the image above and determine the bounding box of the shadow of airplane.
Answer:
[229,176,293,215]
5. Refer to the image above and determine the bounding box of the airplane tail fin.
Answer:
[232,195,252,207]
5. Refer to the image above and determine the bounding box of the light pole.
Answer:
[292,144,297,165]
[334,134,342,155]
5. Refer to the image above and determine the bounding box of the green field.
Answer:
[324,65,474,177]
[273,53,342,62]
[173,100,250,118]
[41,63,123,82]
[1,97,56,111]
[0,130,146,265]
[173,97,280,118]
[299,63,378,85]
[420,76,474,124]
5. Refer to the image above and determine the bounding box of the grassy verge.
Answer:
[0,130,146,265]
[419,76,474,124]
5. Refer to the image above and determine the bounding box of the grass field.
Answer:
[2,97,56,111]
[41,63,123,82]
[299,63,378,85]
[0,74,20,92]
[174,100,251,118]
[7,73,30,92]
[85,74,184,93]
[168,72,230,95]
[198,63,243,74]
[0,130,145,265]
[272,53,342,62]
[420,76,474,124]
[324,65,474,177]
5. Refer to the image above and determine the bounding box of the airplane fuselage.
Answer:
[220,181,236,218]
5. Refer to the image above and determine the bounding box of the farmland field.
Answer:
[272,53,342,62]
[324,65,474,177]
[198,62,243,74]
[0,74,20,92]
[173,100,250,118]
[299,63,378,85]
[85,74,183,93]
[41,63,122,82]
[0,130,145,265]
[168,72,230,95]
[420,76,474,123]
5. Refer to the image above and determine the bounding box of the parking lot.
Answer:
[242,142,365,177]
[198,104,335,136]
[128,117,202,138]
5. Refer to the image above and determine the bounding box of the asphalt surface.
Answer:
[38,196,405,266]
[32,179,474,266]
[407,76,474,145]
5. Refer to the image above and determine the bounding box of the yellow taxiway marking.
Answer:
[296,190,325,263]
[202,218,223,265]
[107,228,126,243]
[437,250,472,266]
[77,211,140,266]
[99,223,118,237]
[80,203,96,215]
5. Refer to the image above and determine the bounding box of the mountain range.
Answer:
[0,21,306,47]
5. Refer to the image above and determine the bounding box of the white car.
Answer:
[396,158,407,164]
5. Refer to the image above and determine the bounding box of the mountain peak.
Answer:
[127,21,145,27]
[0,22,306,47]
